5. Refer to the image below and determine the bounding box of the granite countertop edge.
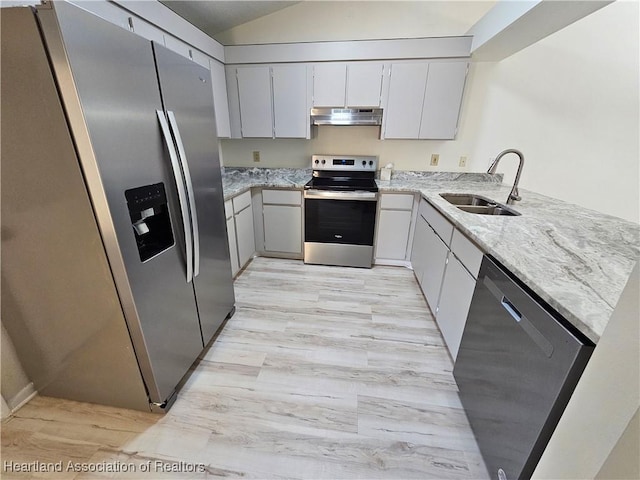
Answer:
[222,168,640,344]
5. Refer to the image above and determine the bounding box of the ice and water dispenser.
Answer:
[125,183,174,262]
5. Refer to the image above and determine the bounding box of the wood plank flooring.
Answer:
[1,257,488,479]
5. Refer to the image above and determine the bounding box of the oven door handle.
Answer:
[304,190,378,201]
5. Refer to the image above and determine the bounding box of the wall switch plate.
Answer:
[430,154,439,166]
[253,151,260,162]
[459,156,467,167]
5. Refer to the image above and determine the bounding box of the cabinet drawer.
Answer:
[380,193,414,210]
[262,189,302,205]
[224,200,233,220]
[419,199,453,245]
[232,190,252,213]
[451,229,484,279]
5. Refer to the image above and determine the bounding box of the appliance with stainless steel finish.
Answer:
[304,155,378,268]
[453,256,594,480]
[310,107,383,126]
[487,149,525,205]
[1,3,234,412]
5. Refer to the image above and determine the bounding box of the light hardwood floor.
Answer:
[1,257,488,479]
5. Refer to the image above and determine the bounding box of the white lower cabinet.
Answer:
[436,254,476,360]
[375,193,415,262]
[263,205,302,253]
[261,189,302,255]
[420,223,450,311]
[410,216,430,282]
[228,191,256,272]
[226,216,240,276]
[224,200,240,276]
[410,197,484,360]
[235,206,256,268]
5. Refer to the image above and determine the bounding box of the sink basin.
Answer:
[439,193,496,207]
[457,205,520,216]
[440,193,520,216]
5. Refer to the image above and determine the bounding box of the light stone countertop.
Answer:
[222,167,640,343]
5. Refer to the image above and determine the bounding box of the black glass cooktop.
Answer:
[304,176,378,192]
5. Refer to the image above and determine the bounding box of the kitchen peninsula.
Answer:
[221,166,640,344]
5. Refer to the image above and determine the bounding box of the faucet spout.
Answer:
[487,149,525,205]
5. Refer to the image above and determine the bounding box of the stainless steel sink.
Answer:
[440,193,495,207]
[440,193,521,216]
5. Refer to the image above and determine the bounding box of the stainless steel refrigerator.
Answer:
[1,2,235,412]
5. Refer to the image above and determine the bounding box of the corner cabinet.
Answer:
[410,198,483,360]
[227,64,310,139]
[382,61,468,140]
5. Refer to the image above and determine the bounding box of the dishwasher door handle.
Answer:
[484,276,555,358]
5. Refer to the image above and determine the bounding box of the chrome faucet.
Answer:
[487,149,525,205]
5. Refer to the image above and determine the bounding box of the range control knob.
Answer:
[362,160,367,166]
[314,159,319,164]
[369,160,374,166]
[321,159,326,164]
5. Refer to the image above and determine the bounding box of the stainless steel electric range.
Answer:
[304,154,378,268]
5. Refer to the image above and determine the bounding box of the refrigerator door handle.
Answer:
[156,110,193,283]
[167,111,200,279]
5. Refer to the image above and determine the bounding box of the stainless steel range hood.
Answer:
[310,107,383,126]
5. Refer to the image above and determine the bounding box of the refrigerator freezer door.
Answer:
[1,7,150,412]
[153,43,235,345]
[42,2,205,404]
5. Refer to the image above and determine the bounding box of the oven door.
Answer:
[304,190,377,268]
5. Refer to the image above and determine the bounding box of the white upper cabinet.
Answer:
[383,61,468,140]
[346,63,384,107]
[313,63,347,107]
[312,62,385,108]
[210,60,231,138]
[236,66,273,138]
[419,62,468,140]
[383,63,429,139]
[272,65,308,138]
[229,65,310,139]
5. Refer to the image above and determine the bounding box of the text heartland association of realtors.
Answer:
[3,460,207,473]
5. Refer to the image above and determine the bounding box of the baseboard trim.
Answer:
[4,382,37,418]
[374,259,412,268]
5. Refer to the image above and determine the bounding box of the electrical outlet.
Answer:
[430,154,439,166]
[252,151,260,162]
[459,156,467,167]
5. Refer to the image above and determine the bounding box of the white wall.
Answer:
[214,1,495,45]
[468,0,639,223]
[221,1,639,223]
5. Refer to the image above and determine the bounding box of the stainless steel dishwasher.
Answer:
[453,256,594,480]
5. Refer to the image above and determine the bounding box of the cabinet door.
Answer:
[419,61,468,140]
[226,66,242,138]
[210,60,231,138]
[263,205,302,254]
[346,63,384,107]
[410,215,430,283]
[383,63,428,139]
[237,66,273,138]
[226,217,240,276]
[436,254,476,359]
[375,209,412,260]
[313,63,346,107]
[421,224,450,314]
[272,65,308,138]
[235,207,256,268]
